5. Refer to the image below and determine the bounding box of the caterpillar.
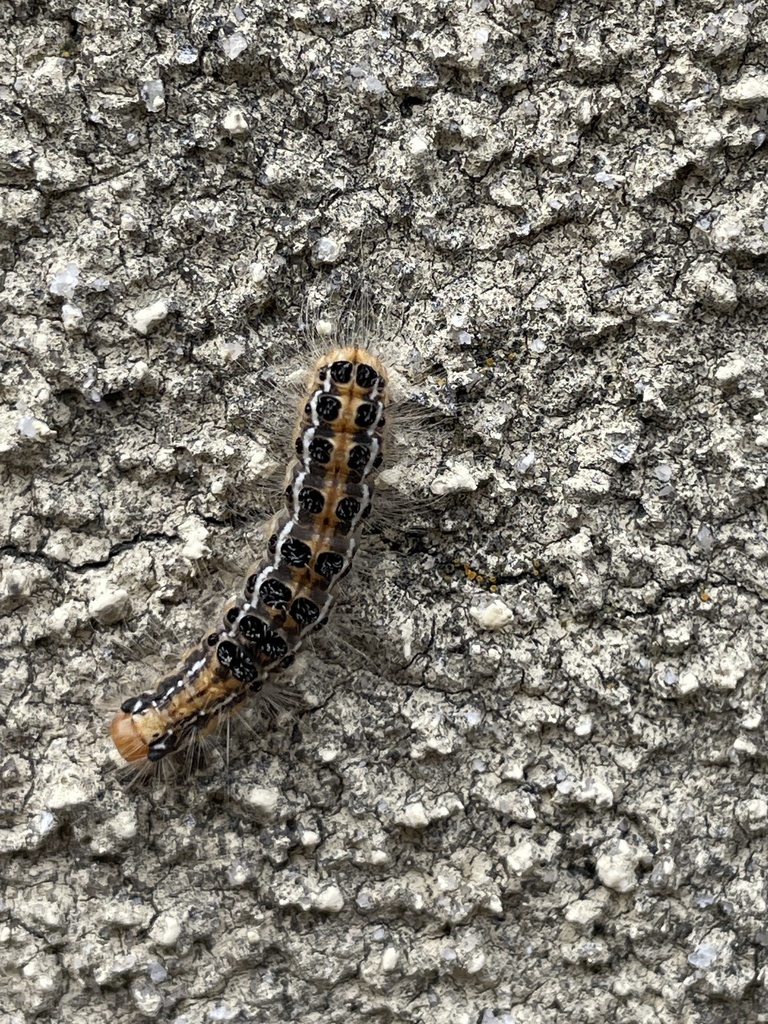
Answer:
[110,344,388,767]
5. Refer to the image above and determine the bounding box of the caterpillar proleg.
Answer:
[110,345,388,768]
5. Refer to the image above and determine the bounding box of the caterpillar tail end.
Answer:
[110,711,150,763]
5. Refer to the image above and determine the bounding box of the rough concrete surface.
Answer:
[1,1,768,1022]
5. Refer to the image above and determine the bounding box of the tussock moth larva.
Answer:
[110,344,388,769]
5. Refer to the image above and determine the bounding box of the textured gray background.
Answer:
[2,1,768,1022]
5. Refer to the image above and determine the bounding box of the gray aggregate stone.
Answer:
[1,2,768,1023]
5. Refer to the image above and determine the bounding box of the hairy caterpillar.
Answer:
[110,345,388,767]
